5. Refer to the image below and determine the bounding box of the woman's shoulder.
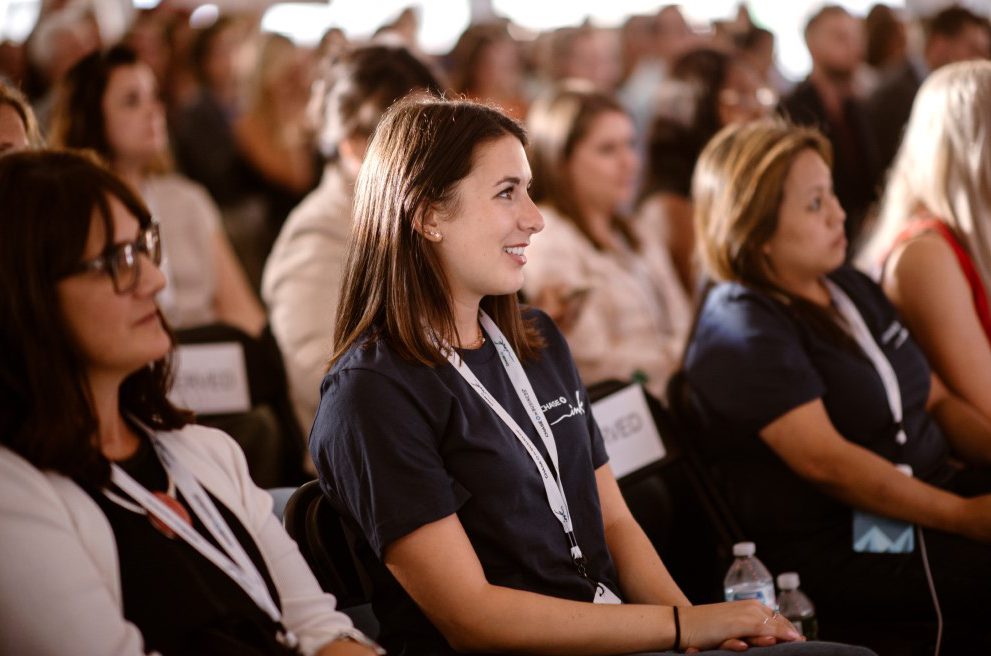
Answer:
[144,174,221,225]
[533,204,590,246]
[325,333,443,398]
[146,173,212,202]
[0,445,61,503]
[699,279,788,323]
[829,264,894,312]
[159,423,246,472]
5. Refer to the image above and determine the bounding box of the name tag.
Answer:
[593,583,622,604]
[591,384,666,479]
[169,342,251,414]
[853,464,915,553]
[853,511,915,553]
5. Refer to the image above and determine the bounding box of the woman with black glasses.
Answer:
[0,150,380,656]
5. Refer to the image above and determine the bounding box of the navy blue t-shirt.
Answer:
[683,267,955,548]
[310,309,619,656]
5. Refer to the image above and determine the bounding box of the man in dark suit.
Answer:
[868,6,991,174]
[781,5,881,247]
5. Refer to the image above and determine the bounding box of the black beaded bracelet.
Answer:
[673,605,681,652]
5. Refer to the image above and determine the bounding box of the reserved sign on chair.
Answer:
[591,384,667,479]
[169,342,252,415]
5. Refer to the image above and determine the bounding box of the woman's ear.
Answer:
[415,209,444,243]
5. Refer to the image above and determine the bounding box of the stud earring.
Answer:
[429,230,443,241]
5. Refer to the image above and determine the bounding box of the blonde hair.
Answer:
[0,81,43,149]
[693,119,832,286]
[692,119,859,346]
[861,61,991,282]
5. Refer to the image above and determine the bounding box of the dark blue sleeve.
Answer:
[310,368,471,557]
[527,307,610,469]
[685,291,826,434]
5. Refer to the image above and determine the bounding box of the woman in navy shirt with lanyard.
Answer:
[0,150,380,656]
[310,97,872,655]
[681,120,991,652]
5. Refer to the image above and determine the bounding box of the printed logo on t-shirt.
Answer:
[881,320,909,350]
[541,390,586,425]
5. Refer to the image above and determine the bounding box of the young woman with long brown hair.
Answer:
[309,96,869,656]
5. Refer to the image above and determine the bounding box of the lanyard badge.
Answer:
[444,312,621,604]
[109,437,299,649]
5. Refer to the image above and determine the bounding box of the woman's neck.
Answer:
[771,271,831,307]
[582,207,619,251]
[450,296,484,349]
[115,162,146,192]
[89,371,140,461]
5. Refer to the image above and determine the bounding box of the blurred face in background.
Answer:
[475,38,522,99]
[562,29,622,91]
[566,110,639,217]
[808,11,865,81]
[718,62,777,127]
[102,62,167,167]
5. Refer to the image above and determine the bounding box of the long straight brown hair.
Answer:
[330,97,544,367]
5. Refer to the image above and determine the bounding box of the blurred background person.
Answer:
[549,24,622,92]
[861,61,991,430]
[737,27,792,96]
[639,47,775,294]
[780,5,881,248]
[447,22,526,120]
[23,4,101,123]
[0,79,43,153]
[863,4,909,84]
[524,83,690,398]
[234,33,318,258]
[48,45,304,487]
[49,44,265,337]
[867,5,990,174]
[172,17,249,210]
[262,44,440,436]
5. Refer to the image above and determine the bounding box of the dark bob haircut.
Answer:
[0,150,191,487]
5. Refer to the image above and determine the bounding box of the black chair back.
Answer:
[282,480,372,609]
[588,379,744,603]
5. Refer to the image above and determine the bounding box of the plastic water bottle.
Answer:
[777,572,818,640]
[724,542,777,609]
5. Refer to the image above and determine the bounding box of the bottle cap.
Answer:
[777,572,800,590]
[732,541,756,557]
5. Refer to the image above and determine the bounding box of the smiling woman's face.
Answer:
[426,134,545,307]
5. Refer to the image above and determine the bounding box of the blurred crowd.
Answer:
[2,1,990,476]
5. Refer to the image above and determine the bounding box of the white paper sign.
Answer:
[591,384,666,479]
[170,342,251,415]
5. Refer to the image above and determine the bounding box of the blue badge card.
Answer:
[852,511,915,553]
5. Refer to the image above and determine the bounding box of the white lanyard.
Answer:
[825,279,908,445]
[444,312,620,604]
[108,436,298,646]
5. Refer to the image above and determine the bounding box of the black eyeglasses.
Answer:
[67,222,162,294]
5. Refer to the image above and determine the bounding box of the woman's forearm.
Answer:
[604,514,691,607]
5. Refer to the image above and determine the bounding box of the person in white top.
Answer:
[524,82,691,398]
[0,150,379,656]
[263,44,440,432]
[49,44,265,336]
